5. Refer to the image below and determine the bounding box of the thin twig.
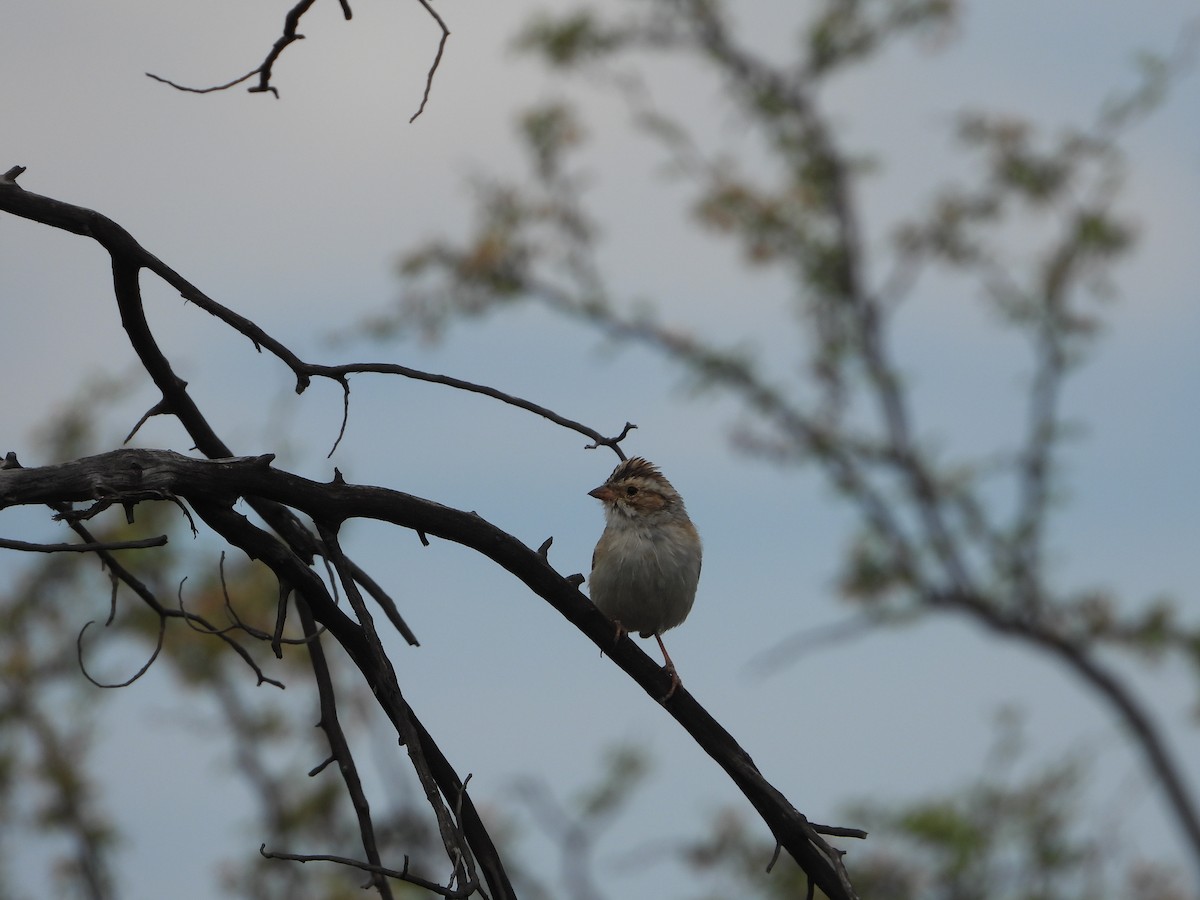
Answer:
[146,0,450,118]
[0,535,167,553]
[410,0,451,123]
[294,596,395,900]
[317,522,477,890]
[145,69,260,95]
[261,845,480,898]
[146,0,320,99]
[77,616,167,689]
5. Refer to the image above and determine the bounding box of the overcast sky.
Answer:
[2,1,1199,896]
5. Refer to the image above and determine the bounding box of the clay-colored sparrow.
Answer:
[588,457,702,699]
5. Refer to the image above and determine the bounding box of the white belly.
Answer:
[589,528,700,637]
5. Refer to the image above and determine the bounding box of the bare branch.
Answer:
[145,69,262,95]
[261,844,481,898]
[147,0,322,99]
[317,522,478,891]
[584,420,636,458]
[327,375,351,458]
[123,398,172,444]
[410,0,451,123]
[317,361,630,456]
[345,557,419,646]
[1,170,855,897]
[1,448,860,899]
[0,534,167,553]
[144,0,452,121]
[172,491,516,898]
[76,615,167,689]
[811,823,869,839]
[294,596,395,900]
[0,178,631,462]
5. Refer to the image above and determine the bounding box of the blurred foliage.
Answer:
[508,719,1189,900]
[841,712,1191,900]
[3,0,1199,898]
[373,0,1200,893]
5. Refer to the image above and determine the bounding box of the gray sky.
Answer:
[2,1,1199,896]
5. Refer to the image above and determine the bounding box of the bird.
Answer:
[587,457,702,700]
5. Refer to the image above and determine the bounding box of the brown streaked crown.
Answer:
[601,458,683,512]
[607,456,665,485]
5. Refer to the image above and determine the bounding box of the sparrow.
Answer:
[588,457,702,699]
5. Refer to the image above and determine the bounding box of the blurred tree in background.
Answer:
[375,0,1200,895]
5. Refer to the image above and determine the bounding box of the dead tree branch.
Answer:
[261,844,480,897]
[0,448,862,899]
[0,169,860,897]
[0,173,630,461]
[0,535,167,553]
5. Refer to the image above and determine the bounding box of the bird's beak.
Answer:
[589,485,614,502]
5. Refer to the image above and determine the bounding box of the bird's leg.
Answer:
[654,633,682,701]
[613,621,628,644]
[600,619,629,657]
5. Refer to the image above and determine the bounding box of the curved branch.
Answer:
[77,615,167,689]
[1,170,857,896]
[54,508,287,688]
[0,174,632,461]
[0,448,861,899]
[261,844,479,898]
[146,0,335,100]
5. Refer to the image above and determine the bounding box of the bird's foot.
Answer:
[658,663,682,703]
[599,620,629,657]
[654,632,682,703]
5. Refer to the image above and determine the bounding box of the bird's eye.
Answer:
[625,485,639,497]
